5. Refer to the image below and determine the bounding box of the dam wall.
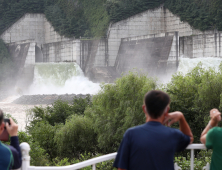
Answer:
[7,40,36,91]
[115,32,178,78]
[42,39,80,62]
[107,6,194,66]
[180,32,222,58]
[0,13,69,46]
[1,7,222,85]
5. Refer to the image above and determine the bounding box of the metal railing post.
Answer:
[92,164,96,170]
[190,149,194,170]
[20,142,31,170]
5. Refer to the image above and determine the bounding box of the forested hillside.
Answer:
[0,0,109,38]
[0,0,222,39]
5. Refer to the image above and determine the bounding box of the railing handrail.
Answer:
[20,143,208,170]
[186,143,206,150]
[28,153,117,170]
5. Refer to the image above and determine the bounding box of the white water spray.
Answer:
[28,63,101,95]
[177,57,222,75]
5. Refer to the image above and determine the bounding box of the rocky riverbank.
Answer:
[12,94,90,105]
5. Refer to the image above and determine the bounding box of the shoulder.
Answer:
[162,126,183,135]
[168,127,190,141]
[124,124,146,136]
[207,127,222,136]
[210,126,222,132]
[1,143,12,152]
[7,145,17,153]
[126,124,145,132]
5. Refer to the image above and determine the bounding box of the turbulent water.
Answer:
[26,58,222,95]
[177,57,222,75]
[28,63,101,95]
[1,58,222,131]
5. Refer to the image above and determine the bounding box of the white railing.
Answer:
[19,143,210,170]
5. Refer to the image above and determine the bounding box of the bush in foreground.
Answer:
[85,72,157,153]
[55,115,97,158]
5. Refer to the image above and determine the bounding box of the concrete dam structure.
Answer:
[1,7,222,92]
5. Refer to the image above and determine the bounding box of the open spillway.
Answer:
[178,57,222,75]
[27,58,222,95]
[28,63,101,95]
[1,57,222,131]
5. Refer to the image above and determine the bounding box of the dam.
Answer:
[0,6,222,94]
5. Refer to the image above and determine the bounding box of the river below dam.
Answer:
[0,96,41,131]
[1,57,222,131]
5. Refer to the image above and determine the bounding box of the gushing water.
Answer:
[28,63,101,95]
[2,58,222,131]
[177,57,222,75]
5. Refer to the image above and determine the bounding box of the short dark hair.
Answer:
[144,90,170,119]
[0,109,3,125]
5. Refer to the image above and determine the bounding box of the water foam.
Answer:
[177,57,222,75]
[28,63,101,95]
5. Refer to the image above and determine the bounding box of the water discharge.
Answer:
[177,57,222,75]
[2,58,222,131]
[28,63,101,95]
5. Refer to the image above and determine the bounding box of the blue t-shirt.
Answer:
[113,121,190,170]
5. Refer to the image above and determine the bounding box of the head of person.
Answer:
[0,109,5,134]
[143,90,170,120]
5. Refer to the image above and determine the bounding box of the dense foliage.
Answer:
[1,0,222,39]
[24,68,222,168]
[26,95,94,160]
[85,72,157,153]
[55,115,97,158]
[107,0,222,31]
[165,0,222,31]
[106,0,164,22]
[167,64,222,143]
[0,0,109,38]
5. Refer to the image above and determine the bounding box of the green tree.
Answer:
[167,64,222,143]
[55,115,97,158]
[85,72,157,153]
[18,131,50,166]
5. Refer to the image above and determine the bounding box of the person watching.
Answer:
[200,108,222,170]
[113,90,193,170]
[0,109,22,170]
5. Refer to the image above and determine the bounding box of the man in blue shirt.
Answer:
[114,90,193,170]
[0,109,22,170]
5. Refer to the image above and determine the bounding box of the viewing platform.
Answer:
[19,143,210,170]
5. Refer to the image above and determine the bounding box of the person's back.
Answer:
[114,90,193,170]
[207,127,222,169]
[115,122,190,170]
[200,109,222,170]
[0,142,14,169]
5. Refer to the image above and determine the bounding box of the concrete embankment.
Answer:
[12,94,90,105]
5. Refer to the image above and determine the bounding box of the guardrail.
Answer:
[19,143,210,170]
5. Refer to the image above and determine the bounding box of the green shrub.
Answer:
[71,95,92,115]
[18,131,50,166]
[26,96,93,160]
[175,149,212,170]
[28,121,62,160]
[55,115,97,158]
[85,72,157,153]
[167,64,222,143]
[27,95,91,128]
